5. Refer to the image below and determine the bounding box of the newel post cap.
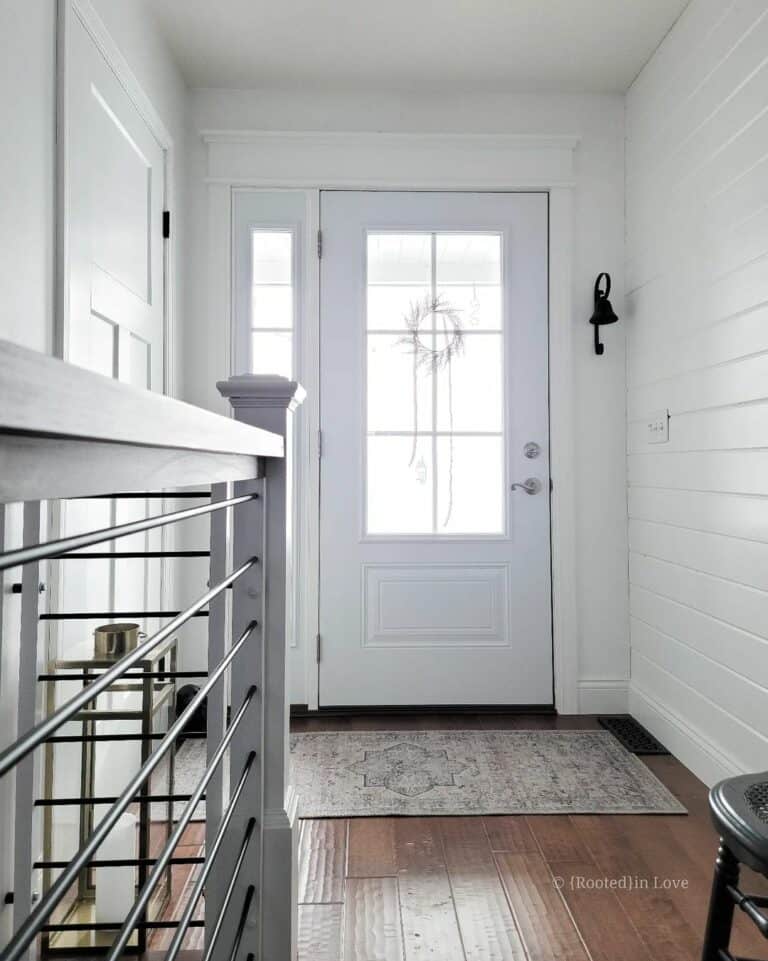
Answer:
[217,374,307,412]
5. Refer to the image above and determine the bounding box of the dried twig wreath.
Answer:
[397,295,465,527]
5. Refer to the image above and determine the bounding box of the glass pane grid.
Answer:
[365,230,504,536]
[251,229,294,376]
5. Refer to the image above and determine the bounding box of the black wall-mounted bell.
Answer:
[589,272,619,355]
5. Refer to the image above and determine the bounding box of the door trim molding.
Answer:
[203,131,581,712]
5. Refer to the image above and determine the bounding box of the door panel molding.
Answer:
[363,563,510,649]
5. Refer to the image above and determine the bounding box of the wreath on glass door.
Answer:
[397,295,465,527]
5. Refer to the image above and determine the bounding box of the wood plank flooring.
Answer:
[292,714,768,961]
[148,821,205,952]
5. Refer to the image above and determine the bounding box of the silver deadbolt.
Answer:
[510,477,542,495]
[523,442,541,459]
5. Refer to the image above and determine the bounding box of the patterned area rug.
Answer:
[290,730,686,817]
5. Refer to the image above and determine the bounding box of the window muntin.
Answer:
[365,231,504,536]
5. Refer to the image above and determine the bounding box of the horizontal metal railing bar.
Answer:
[81,492,212,500]
[35,793,200,807]
[166,770,257,961]
[105,696,257,961]
[39,670,208,682]
[70,710,144,721]
[41,920,205,932]
[201,826,258,961]
[35,856,205,869]
[225,886,255,961]
[1,626,257,961]
[41,610,209,620]
[0,493,256,572]
[54,550,211,559]
[43,732,168,743]
[0,560,255,780]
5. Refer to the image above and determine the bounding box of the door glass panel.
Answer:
[367,285,431,331]
[368,233,431,284]
[250,230,294,372]
[436,234,502,330]
[436,234,501,284]
[437,435,504,534]
[368,333,433,433]
[436,333,502,433]
[367,436,433,534]
[366,231,505,535]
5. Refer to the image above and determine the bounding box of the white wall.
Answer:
[625,0,768,784]
[186,88,629,709]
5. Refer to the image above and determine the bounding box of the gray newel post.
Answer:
[218,374,306,961]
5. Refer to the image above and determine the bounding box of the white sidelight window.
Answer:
[232,190,309,379]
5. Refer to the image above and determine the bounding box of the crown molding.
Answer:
[201,129,580,150]
[201,129,580,189]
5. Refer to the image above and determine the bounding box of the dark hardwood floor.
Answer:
[149,821,205,953]
[291,713,768,961]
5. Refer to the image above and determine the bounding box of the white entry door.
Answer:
[319,191,552,707]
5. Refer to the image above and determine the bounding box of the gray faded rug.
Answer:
[289,730,686,817]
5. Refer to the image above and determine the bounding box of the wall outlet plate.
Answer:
[646,409,669,444]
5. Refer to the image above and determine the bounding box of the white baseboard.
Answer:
[261,789,299,960]
[577,678,628,714]
[629,683,744,787]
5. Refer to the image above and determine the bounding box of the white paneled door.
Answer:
[47,5,168,860]
[64,5,166,387]
[59,4,167,658]
[319,191,552,706]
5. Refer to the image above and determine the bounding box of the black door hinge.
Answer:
[317,229,322,260]
[162,211,171,239]
[315,633,321,663]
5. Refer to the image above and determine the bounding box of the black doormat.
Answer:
[598,715,670,755]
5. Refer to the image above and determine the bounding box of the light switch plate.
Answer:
[646,409,669,444]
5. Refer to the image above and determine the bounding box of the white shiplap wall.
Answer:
[625,0,768,785]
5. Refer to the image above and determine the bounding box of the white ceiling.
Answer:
[149,0,690,95]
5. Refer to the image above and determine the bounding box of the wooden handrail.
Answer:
[0,340,284,502]
[0,339,283,458]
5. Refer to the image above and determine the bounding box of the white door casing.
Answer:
[319,190,552,706]
[209,132,579,712]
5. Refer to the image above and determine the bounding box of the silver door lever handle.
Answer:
[511,478,542,495]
